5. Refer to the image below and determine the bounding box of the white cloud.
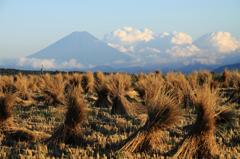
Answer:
[107,43,135,53]
[105,28,240,65]
[139,47,161,54]
[17,58,86,69]
[159,32,170,38]
[61,59,83,68]
[153,32,193,48]
[171,32,193,45]
[18,57,56,69]
[152,32,198,57]
[167,45,200,57]
[104,27,154,44]
[105,28,201,63]
[195,32,240,54]
[105,28,195,56]
[192,57,217,65]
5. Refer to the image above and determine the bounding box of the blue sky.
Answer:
[0,0,239,58]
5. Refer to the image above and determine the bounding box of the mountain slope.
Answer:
[213,63,240,72]
[29,31,131,66]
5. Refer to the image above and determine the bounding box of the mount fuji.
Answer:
[29,31,131,67]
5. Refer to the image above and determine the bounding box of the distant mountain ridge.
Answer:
[29,31,131,66]
[213,63,240,72]
[3,31,238,73]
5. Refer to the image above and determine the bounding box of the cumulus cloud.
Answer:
[152,32,194,49]
[18,57,56,69]
[17,57,86,69]
[192,57,218,65]
[107,43,135,53]
[105,27,197,58]
[105,27,240,65]
[195,32,240,54]
[139,47,161,54]
[104,27,154,44]
[62,59,83,68]
[171,32,193,45]
[105,28,202,65]
[151,32,198,57]
[167,45,200,57]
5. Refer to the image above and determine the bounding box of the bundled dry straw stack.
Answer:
[105,73,131,115]
[222,70,240,104]
[0,94,43,142]
[107,73,146,116]
[47,86,87,145]
[119,75,182,153]
[42,74,66,106]
[65,73,83,94]
[81,71,95,94]
[188,70,213,88]
[94,72,112,108]
[173,85,236,158]
[166,72,195,108]
[135,73,164,100]
[0,95,15,129]
[96,73,136,116]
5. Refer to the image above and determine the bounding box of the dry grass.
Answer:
[43,73,66,106]
[222,70,240,88]
[173,85,236,158]
[65,73,83,94]
[94,72,112,108]
[0,71,239,158]
[221,70,240,104]
[105,73,132,96]
[166,72,195,108]
[95,71,105,85]
[95,84,112,108]
[47,86,87,145]
[0,94,45,143]
[103,73,137,116]
[135,72,164,99]
[119,79,181,154]
[0,95,15,128]
[14,74,32,100]
[0,75,16,95]
[81,71,95,94]
[111,94,145,116]
[188,70,213,89]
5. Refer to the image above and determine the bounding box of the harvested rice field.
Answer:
[0,70,239,159]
